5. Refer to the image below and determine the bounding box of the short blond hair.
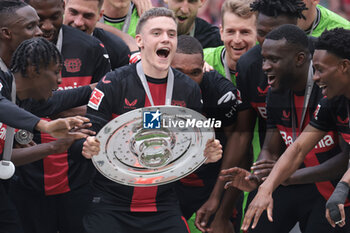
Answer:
[221,0,256,27]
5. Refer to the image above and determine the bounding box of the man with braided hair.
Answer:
[235,28,350,232]
[10,1,111,232]
[0,37,92,233]
[0,0,89,142]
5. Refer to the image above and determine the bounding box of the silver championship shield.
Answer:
[92,105,216,186]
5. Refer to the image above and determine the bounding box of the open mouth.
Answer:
[156,48,170,58]
[267,75,276,86]
[42,32,54,41]
[233,47,245,51]
[177,16,188,22]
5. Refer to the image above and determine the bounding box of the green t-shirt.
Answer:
[203,46,236,85]
[309,5,350,37]
[103,7,139,38]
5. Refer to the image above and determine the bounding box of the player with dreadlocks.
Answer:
[0,0,91,140]
[232,28,350,231]
[0,37,94,233]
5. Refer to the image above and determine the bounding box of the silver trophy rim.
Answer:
[92,105,215,187]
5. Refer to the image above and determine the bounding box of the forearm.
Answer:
[287,151,348,185]
[12,142,59,166]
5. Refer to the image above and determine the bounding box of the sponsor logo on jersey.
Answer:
[124,98,137,109]
[251,102,267,119]
[101,76,111,84]
[217,91,236,105]
[88,88,104,110]
[57,76,92,91]
[337,115,349,126]
[64,58,82,73]
[257,86,268,96]
[282,110,290,121]
[171,100,186,107]
[280,130,334,149]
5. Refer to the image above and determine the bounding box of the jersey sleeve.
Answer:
[0,94,40,132]
[30,85,92,117]
[212,72,238,126]
[309,97,335,132]
[86,72,121,133]
[91,38,112,83]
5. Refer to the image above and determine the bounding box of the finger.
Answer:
[253,168,272,175]
[195,212,207,232]
[224,181,232,189]
[241,207,255,231]
[253,159,276,166]
[267,200,274,222]
[251,164,275,171]
[326,208,336,228]
[67,132,89,140]
[251,208,264,229]
[339,204,346,227]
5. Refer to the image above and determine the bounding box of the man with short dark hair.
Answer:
[79,8,222,233]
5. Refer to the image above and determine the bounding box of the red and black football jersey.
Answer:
[310,95,350,145]
[14,25,111,196]
[266,85,347,202]
[83,63,202,212]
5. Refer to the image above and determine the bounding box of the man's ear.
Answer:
[135,34,143,49]
[295,52,307,66]
[339,59,350,74]
[0,27,11,40]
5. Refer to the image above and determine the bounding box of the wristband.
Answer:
[326,181,350,222]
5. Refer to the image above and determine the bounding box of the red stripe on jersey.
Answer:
[41,125,70,195]
[0,123,7,155]
[181,216,191,233]
[303,150,350,206]
[250,102,267,119]
[130,187,158,212]
[341,133,350,145]
[294,94,310,133]
[129,81,167,212]
[180,173,205,187]
[57,76,92,91]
